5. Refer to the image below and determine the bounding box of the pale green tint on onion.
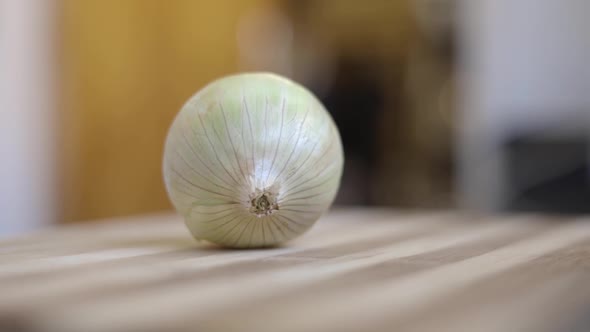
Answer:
[163,73,344,248]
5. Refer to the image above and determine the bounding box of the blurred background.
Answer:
[0,0,589,235]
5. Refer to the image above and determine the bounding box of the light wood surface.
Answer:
[1,209,589,332]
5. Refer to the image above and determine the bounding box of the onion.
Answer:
[163,73,344,248]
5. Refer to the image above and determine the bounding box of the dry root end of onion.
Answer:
[163,72,344,248]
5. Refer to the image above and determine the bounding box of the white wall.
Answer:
[0,0,57,235]
[457,0,590,210]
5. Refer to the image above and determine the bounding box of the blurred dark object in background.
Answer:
[322,56,385,205]
[506,134,590,214]
[281,0,456,208]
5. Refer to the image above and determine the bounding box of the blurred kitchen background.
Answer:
[1,0,589,235]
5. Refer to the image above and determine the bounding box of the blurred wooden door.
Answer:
[59,0,265,222]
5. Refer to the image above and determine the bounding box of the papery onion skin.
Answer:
[163,72,344,248]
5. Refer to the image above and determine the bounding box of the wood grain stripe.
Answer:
[29,217,535,332]
[0,212,445,316]
[0,210,588,332]
[219,221,590,332]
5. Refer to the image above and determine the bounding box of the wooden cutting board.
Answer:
[1,209,589,332]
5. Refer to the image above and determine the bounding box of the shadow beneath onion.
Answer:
[193,241,288,252]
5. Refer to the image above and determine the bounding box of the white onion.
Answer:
[163,73,344,248]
